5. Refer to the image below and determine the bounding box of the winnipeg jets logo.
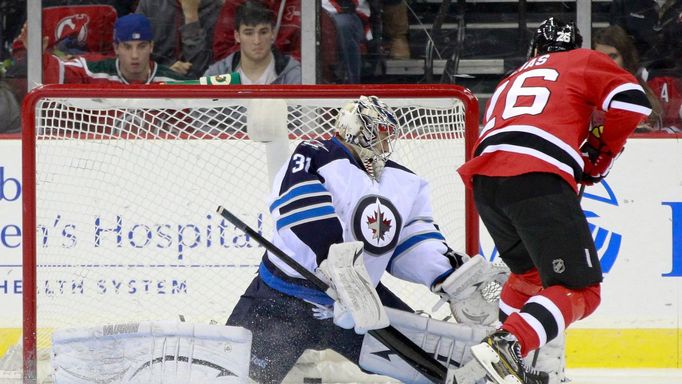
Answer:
[367,208,392,241]
[284,6,300,21]
[352,195,402,255]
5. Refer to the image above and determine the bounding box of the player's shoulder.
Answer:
[294,137,339,155]
[549,48,632,79]
[293,137,349,163]
[575,47,616,63]
[385,159,416,176]
[547,48,600,66]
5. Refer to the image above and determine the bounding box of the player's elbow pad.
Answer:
[610,88,652,113]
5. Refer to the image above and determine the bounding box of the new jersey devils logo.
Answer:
[352,195,402,255]
[55,14,90,45]
[283,6,300,22]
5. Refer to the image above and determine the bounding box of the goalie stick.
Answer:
[217,206,450,384]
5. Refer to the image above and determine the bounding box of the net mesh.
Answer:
[27,92,469,375]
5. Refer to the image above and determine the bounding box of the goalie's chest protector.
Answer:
[316,142,423,284]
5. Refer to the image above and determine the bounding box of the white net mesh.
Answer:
[25,87,472,378]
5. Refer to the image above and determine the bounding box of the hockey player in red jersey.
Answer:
[458,17,652,384]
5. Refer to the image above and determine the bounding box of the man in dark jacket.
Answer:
[610,0,682,64]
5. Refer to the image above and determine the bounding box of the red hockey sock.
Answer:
[502,284,601,356]
[499,268,543,319]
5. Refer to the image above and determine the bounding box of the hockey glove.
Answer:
[580,125,622,186]
[580,144,621,186]
[431,255,509,325]
[314,241,389,334]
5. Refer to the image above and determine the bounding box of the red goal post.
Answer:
[21,83,480,382]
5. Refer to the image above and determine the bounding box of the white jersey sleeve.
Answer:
[386,177,456,287]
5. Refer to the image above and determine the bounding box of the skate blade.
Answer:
[470,343,523,384]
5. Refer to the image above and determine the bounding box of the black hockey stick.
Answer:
[217,206,449,383]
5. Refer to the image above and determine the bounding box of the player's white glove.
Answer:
[431,255,509,325]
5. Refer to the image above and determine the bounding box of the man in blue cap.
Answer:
[41,13,189,84]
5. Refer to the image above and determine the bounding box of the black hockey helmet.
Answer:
[528,17,583,58]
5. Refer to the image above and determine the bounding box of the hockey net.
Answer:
[21,84,479,382]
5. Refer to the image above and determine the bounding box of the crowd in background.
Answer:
[1,0,681,134]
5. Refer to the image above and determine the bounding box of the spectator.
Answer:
[203,0,301,84]
[36,13,188,84]
[0,0,26,62]
[609,0,682,64]
[212,0,301,63]
[0,77,21,134]
[592,25,663,131]
[135,0,221,79]
[640,19,682,133]
[383,0,410,59]
[322,0,372,84]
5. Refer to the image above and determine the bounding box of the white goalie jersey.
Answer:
[260,137,457,306]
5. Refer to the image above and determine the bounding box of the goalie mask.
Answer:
[528,17,583,59]
[335,95,400,180]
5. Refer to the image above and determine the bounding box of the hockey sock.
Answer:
[502,283,601,356]
[498,268,543,322]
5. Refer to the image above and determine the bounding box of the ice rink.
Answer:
[566,369,682,384]
[275,351,682,383]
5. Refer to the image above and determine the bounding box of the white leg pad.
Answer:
[51,321,252,383]
[359,307,492,384]
[447,358,492,384]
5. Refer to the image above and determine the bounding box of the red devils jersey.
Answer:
[12,5,117,58]
[458,49,651,192]
[647,75,682,132]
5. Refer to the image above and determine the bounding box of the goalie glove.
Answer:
[431,255,510,326]
[315,241,390,334]
[580,125,623,185]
